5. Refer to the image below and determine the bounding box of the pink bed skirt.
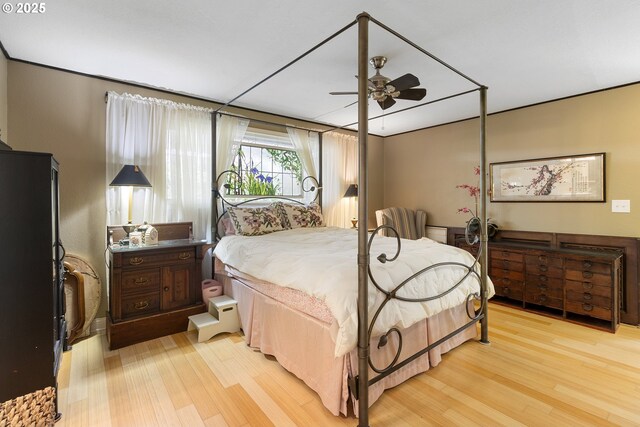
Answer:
[227,276,477,416]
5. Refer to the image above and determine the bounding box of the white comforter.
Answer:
[214,227,494,357]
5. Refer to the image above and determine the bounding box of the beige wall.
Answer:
[0,53,7,142]
[384,84,640,237]
[7,61,384,317]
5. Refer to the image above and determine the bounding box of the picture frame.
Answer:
[490,153,605,202]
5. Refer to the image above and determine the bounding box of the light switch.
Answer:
[612,200,631,213]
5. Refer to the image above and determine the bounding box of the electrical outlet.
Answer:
[611,200,631,213]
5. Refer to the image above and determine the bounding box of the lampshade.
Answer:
[110,165,152,187]
[343,184,358,198]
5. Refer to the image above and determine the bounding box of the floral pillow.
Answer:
[269,201,292,229]
[282,202,324,228]
[227,206,284,236]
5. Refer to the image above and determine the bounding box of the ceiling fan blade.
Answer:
[396,88,427,101]
[387,73,420,92]
[329,91,358,95]
[378,97,396,110]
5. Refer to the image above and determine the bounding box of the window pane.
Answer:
[226,143,302,197]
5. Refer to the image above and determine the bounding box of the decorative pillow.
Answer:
[227,206,284,236]
[282,202,324,228]
[269,201,292,229]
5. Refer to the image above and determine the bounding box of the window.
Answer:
[225,128,303,197]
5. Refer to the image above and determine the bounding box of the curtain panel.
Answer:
[321,132,358,228]
[105,92,213,241]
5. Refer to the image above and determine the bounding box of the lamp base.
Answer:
[119,222,136,245]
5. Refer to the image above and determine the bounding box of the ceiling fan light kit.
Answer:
[330,55,427,110]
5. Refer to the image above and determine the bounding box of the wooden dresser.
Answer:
[489,242,621,331]
[107,223,207,349]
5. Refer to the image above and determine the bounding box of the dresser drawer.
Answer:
[524,291,562,309]
[491,249,524,263]
[122,292,160,318]
[525,277,563,299]
[564,258,612,275]
[525,254,563,269]
[564,270,611,286]
[121,268,161,294]
[490,265,524,281]
[525,263,563,278]
[493,278,523,299]
[122,248,196,268]
[565,301,611,321]
[491,258,524,272]
[565,279,611,297]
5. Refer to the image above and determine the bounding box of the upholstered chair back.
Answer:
[375,207,427,240]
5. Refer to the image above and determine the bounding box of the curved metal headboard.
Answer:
[213,169,321,240]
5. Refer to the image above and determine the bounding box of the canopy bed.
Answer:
[210,12,490,426]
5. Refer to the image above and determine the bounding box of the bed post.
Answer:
[479,86,490,344]
[356,11,371,427]
[211,112,218,241]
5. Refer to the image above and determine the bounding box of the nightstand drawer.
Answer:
[122,248,196,268]
[122,292,160,318]
[121,269,161,294]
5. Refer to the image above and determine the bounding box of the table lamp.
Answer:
[110,164,151,244]
[343,184,358,228]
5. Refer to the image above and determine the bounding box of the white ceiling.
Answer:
[1,0,639,136]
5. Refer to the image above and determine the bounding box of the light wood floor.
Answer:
[56,304,640,427]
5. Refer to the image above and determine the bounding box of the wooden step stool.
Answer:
[187,295,240,342]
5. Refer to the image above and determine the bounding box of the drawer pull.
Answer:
[582,303,593,312]
[501,278,511,285]
[134,278,149,285]
[539,275,548,283]
[129,257,144,266]
[582,282,594,290]
[538,284,548,292]
[538,255,547,263]
[134,300,149,310]
[582,271,593,279]
[583,292,593,301]
[537,295,547,303]
[582,261,592,269]
[179,252,192,260]
[164,286,169,292]
[539,265,548,272]
[502,260,510,268]
[502,287,510,294]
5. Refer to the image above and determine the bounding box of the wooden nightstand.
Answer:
[106,223,209,349]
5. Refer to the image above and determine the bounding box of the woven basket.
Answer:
[0,387,56,427]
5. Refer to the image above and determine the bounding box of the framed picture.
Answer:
[490,153,605,202]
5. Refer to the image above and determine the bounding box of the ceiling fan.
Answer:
[330,56,427,110]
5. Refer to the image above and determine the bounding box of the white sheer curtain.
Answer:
[322,131,358,227]
[215,114,250,182]
[286,126,320,204]
[106,92,213,240]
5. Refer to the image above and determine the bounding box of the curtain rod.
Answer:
[214,111,324,134]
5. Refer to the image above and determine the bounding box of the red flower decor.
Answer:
[456,166,480,218]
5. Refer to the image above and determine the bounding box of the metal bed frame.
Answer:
[211,12,489,427]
